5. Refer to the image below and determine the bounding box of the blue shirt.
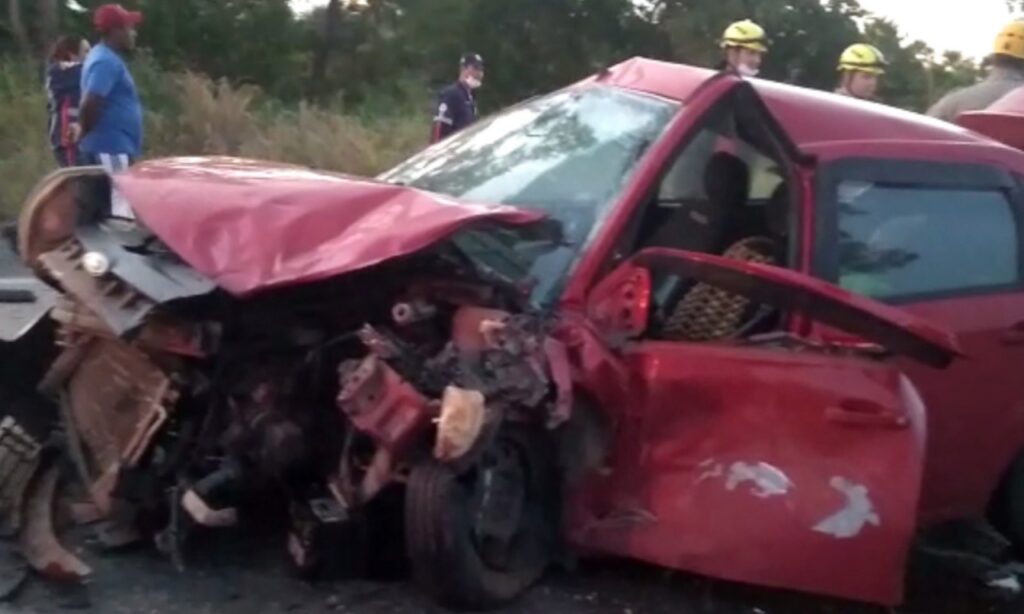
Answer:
[80,43,143,156]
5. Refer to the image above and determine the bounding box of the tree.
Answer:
[308,0,341,100]
[863,18,932,110]
[6,0,30,56]
[656,0,865,88]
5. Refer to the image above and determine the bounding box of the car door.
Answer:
[811,158,1024,523]
[566,248,959,606]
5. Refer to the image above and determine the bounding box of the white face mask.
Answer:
[465,76,482,89]
[737,64,759,78]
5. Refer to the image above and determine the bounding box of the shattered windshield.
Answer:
[380,85,679,305]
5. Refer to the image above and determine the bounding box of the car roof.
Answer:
[596,57,1024,168]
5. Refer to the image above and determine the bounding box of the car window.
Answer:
[382,86,678,248]
[380,86,679,306]
[656,130,780,204]
[748,155,783,200]
[836,180,1020,299]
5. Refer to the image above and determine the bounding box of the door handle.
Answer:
[825,404,909,429]
[1001,321,1024,346]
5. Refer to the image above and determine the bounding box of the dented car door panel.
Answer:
[568,344,925,604]
[570,247,957,604]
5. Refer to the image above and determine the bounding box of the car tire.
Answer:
[405,427,558,610]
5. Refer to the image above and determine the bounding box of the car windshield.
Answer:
[379,85,679,306]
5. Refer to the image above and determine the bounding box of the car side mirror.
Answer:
[586,262,651,341]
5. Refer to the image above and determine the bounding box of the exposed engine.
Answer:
[29,226,571,586]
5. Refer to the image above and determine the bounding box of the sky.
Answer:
[858,0,1014,58]
[289,0,1019,60]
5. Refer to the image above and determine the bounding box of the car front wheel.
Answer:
[405,428,558,610]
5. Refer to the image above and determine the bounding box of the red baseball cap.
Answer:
[94,4,143,33]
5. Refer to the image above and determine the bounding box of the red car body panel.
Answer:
[570,59,1024,528]
[564,249,959,603]
[957,86,1024,150]
[92,58,1024,603]
[566,343,926,604]
[114,157,542,296]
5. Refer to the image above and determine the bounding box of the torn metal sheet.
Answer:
[63,339,176,512]
[50,297,217,358]
[74,223,216,305]
[39,240,157,336]
[19,466,91,580]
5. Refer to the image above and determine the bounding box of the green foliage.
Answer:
[0,0,996,112]
[0,58,424,219]
[0,0,1002,221]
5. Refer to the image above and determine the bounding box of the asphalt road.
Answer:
[3,525,1022,614]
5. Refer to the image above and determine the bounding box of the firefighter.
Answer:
[835,44,887,100]
[721,19,768,77]
[928,20,1024,121]
[430,53,484,144]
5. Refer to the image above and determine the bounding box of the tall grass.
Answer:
[0,58,426,219]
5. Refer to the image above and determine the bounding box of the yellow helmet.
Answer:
[993,20,1024,60]
[721,19,768,53]
[838,44,887,74]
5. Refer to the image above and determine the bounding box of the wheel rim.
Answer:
[460,438,544,572]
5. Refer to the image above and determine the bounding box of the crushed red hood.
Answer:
[114,157,544,296]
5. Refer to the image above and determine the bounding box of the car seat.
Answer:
[644,151,751,254]
[660,179,786,342]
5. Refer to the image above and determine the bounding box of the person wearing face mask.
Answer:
[431,53,484,144]
[835,44,887,101]
[720,19,768,78]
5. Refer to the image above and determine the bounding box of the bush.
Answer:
[0,58,427,219]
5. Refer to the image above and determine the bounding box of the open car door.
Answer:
[569,247,960,606]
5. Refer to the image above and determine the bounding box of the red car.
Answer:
[3,58,1022,609]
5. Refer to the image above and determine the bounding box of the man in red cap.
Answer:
[75,3,143,217]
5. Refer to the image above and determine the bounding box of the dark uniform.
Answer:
[430,53,483,144]
[431,82,477,143]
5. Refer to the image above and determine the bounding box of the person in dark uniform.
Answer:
[430,53,484,144]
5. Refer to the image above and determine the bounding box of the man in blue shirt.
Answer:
[75,4,143,216]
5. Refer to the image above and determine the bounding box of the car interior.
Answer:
[618,92,798,343]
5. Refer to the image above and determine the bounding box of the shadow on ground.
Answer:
[4,526,1022,614]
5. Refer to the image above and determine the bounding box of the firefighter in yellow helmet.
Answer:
[836,44,887,100]
[928,20,1024,121]
[721,19,768,77]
